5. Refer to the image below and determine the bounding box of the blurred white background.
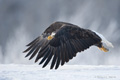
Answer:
[0,0,120,65]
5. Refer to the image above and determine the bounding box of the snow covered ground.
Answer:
[0,64,120,80]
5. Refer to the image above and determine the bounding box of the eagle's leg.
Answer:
[96,42,109,52]
[99,46,109,52]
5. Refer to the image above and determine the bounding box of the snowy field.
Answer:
[0,64,120,80]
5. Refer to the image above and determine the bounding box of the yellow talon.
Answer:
[99,46,109,52]
[47,35,53,40]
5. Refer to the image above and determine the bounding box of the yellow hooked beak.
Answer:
[99,46,109,52]
[47,35,54,40]
[47,32,55,40]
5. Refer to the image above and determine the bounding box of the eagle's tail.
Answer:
[93,30,114,48]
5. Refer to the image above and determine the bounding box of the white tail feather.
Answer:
[92,30,114,48]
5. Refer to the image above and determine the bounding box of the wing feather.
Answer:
[55,47,61,69]
[29,39,47,60]
[35,41,50,62]
[26,37,40,46]
[39,46,51,64]
[60,40,65,65]
[50,48,57,69]
[64,43,69,62]
[25,42,40,57]
[42,47,54,68]
[24,22,101,69]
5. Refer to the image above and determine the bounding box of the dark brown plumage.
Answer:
[23,21,103,69]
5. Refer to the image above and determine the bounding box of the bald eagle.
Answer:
[23,21,113,69]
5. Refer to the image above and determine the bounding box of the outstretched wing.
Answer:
[23,25,101,69]
[23,33,50,60]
